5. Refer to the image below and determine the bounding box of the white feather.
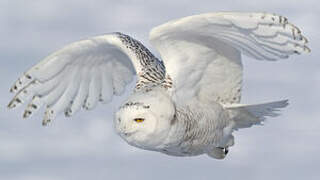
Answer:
[84,65,101,110]
[23,96,43,119]
[8,12,310,159]
[99,63,114,103]
[66,66,90,116]
[225,100,289,129]
[10,73,34,93]
[8,33,143,125]
[150,12,310,104]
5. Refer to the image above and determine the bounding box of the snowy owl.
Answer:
[8,12,310,159]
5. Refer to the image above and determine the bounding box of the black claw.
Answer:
[224,148,229,155]
[218,147,229,155]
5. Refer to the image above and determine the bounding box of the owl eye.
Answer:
[134,118,145,123]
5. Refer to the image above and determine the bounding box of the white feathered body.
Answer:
[8,12,310,159]
[159,99,233,157]
[115,88,233,157]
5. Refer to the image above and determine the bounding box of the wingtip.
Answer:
[280,99,289,107]
[7,103,13,109]
[42,119,51,126]
[23,110,32,119]
[42,108,56,126]
[9,84,18,93]
[304,46,311,53]
[64,108,73,117]
[7,100,17,109]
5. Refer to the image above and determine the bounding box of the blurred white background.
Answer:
[1,0,319,179]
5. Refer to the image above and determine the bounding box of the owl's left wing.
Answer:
[8,33,166,125]
[149,12,310,104]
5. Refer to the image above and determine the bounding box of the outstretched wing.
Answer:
[149,12,310,104]
[8,32,166,125]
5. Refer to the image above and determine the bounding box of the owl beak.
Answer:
[116,124,135,137]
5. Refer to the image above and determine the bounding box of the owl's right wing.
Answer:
[149,12,310,104]
[8,32,165,125]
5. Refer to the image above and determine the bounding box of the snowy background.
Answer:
[1,0,320,179]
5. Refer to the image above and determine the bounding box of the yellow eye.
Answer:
[134,118,145,123]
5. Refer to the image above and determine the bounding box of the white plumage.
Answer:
[8,12,310,159]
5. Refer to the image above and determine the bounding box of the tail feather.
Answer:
[224,100,289,129]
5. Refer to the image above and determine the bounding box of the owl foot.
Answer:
[207,147,229,159]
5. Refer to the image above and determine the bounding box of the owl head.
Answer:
[114,88,175,150]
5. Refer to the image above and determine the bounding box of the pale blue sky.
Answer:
[1,0,320,180]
